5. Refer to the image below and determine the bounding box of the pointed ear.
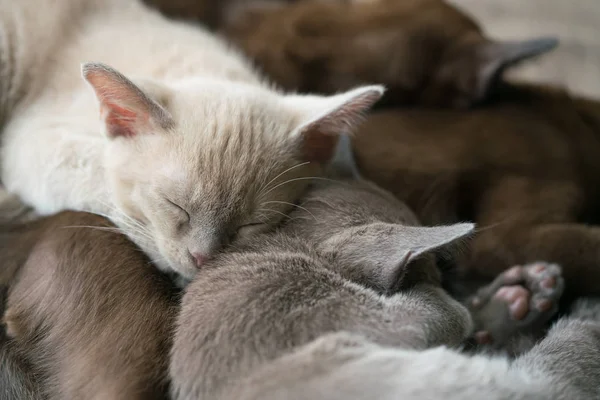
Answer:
[82,62,174,139]
[474,37,558,101]
[289,85,384,164]
[371,223,475,292]
[321,222,474,293]
[399,223,475,256]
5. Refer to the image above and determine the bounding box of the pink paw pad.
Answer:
[494,285,530,320]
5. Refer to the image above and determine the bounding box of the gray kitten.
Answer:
[169,138,478,399]
[170,136,581,400]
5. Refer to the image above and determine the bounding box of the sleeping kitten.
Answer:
[0,0,382,281]
[0,138,562,398]
[170,135,567,400]
[146,0,558,108]
[352,83,600,299]
[169,179,476,399]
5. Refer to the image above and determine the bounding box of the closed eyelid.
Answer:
[165,198,190,218]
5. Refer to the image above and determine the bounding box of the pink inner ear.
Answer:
[84,65,158,139]
[303,129,338,164]
[102,101,141,138]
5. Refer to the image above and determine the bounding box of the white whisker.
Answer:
[262,200,317,222]
[257,161,311,198]
[258,208,293,221]
[260,176,342,199]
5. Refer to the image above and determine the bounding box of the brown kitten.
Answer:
[0,212,178,400]
[146,0,558,108]
[352,83,600,298]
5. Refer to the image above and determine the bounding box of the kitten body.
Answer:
[0,211,178,400]
[352,83,600,297]
[170,177,475,399]
[228,300,600,400]
[146,0,558,108]
[0,0,382,280]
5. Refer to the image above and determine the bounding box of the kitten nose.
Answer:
[190,252,206,268]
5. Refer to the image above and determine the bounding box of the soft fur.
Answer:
[0,212,178,400]
[169,175,476,399]
[352,83,600,298]
[0,0,383,281]
[227,299,600,400]
[0,146,592,400]
[147,0,558,108]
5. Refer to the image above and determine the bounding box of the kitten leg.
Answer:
[375,284,473,349]
[466,262,564,348]
[461,178,600,296]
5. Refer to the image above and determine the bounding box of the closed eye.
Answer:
[166,198,190,221]
[236,222,268,237]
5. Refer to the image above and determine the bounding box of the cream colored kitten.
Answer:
[0,0,382,280]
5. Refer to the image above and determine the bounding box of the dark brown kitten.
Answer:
[0,212,178,400]
[352,83,600,298]
[145,0,557,108]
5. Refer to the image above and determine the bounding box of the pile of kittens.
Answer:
[1,0,600,399]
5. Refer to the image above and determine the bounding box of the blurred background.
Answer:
[450,0,600,99]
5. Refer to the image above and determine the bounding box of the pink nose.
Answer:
[191,252,206,268]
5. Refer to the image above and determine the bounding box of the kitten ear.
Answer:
[398,223,475,256]
[322,222,474,293]
[372,223,475,292]
[82,62,174,139]
[431,36,558,108]
[473,37,558,101]
[289,85,384,164]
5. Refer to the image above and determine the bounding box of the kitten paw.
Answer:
[467,262,564,347]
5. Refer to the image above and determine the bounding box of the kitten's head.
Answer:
[224,0,557,108]
[82,63,383,281]
[286,180,474,294]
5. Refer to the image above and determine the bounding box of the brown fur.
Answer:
[146,0,556,108]
[352,83,600,297]
[144,0,223,28]
[0,212,178,400]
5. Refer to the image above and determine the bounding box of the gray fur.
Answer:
[170,175,475,400]
[170,135,600,399]
[229,299,600,400]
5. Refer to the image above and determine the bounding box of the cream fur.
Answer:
[0,0,383,280]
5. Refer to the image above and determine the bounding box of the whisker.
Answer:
[258,208,294,221]
[257,161,311,198]
[472,213,525,234]
[262,200,317,222]
[260,176,343,199]
[60,225,125,234]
